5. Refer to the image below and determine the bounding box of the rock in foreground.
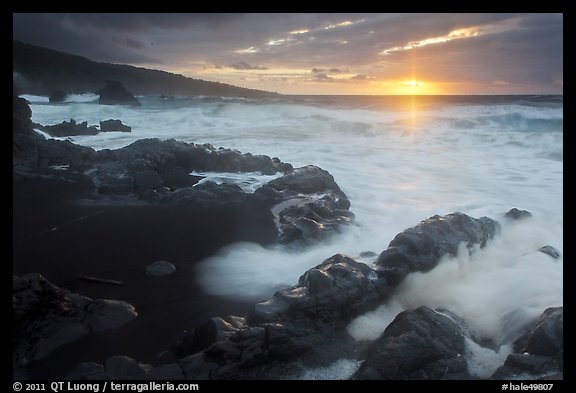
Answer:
[492,307,563,379]
[352,306,471,379]
[13,273,137,370]
[58,210,562,381]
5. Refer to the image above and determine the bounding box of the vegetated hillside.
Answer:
[13,40,277,98]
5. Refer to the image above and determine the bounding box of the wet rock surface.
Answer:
[492,307,563,379]
[375,212,500,285]
[352,306,472,380]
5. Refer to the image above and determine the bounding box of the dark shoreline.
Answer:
[13,175,278,379]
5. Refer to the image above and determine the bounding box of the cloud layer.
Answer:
[13,13,563,94]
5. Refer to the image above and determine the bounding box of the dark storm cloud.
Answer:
[125,38,147,50]
[229,61,268,70]
[12,13,162,63]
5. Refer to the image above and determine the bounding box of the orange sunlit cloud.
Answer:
[379,19,520,56]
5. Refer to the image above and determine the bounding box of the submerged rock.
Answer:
[538,245,561,260]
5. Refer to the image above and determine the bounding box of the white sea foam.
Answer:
[465,339,513,379]
[64,93,99,103]
[191,171,283,193]
[296,358,363,380]
[21,94,49,103]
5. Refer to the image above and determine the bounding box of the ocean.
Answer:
[23,94,563,377]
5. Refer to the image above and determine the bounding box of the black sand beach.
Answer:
[13,175,278,378]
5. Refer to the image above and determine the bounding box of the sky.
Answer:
[13,13,563,95]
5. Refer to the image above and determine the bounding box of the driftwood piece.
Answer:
[77,274,124,286]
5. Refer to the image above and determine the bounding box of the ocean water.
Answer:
[23,94,563,367]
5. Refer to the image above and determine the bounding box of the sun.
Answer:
[402,80,422,87]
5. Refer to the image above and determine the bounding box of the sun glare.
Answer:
[402,80,421,87]
[391,79,437,95]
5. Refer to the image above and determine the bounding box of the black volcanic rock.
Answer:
[42,119,99,137]
[538,245,561,260]
[98,81,140,106]
[352,307,472,379]
[49,90,67,103]
[13,273,137,370]
[264,165,354,245]
[375,213,500,285]
[492,307,563,379]
[522,307,563,358]
[267,165,346,196]
[100,119,131,132]
[251,254,390,324]
[13,96,43,167]
[504,208,532,220]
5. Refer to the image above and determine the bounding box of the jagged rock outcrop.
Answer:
[100,119,131,132]
[374,212,499,285]
[504,208,533,221]
[98,81,140,106]
[41,119,99,137]
[250,254,390,324]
